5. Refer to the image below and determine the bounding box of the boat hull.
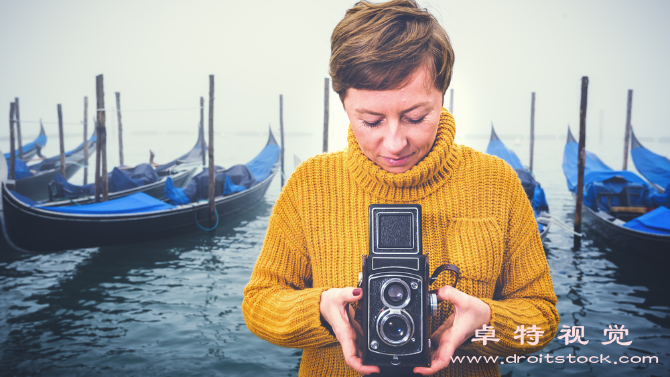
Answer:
[583,205,670,260]
[2,169,277,252]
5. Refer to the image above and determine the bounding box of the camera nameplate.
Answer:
[371,257,420,271]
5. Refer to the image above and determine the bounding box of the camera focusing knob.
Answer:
[370,340,379,350]
[357,272,363,288]
[429,293,439,316]
[428,338,432,350]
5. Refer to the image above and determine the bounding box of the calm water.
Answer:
[1,130,669,376]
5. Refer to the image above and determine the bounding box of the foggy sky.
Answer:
[1,0,669,165]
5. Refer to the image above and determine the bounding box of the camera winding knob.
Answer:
[429,293,438,316]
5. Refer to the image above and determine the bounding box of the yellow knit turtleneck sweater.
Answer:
[243,109,558,377]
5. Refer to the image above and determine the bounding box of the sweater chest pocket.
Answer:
[433,218,504,285]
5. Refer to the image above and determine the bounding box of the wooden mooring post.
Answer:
[323,78,329,153]
[95,74,109,202]
[529,92,535,172]
[574,76,589,249]
[57,104,66,177]
[279,94,285,188]
[200,96,206,166]
[622,89,633,170]
[116,92,124,166]
[14,98,23,159]
[449,88,454,114]
[208,75,216,228]
[8,103,16,180]
[83,97,89,185]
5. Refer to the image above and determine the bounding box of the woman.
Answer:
[242,1,558,376]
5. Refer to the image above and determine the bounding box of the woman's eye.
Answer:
[362,119,382,128]
[406,116,426,125]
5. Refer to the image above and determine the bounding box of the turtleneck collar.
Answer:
[345,108,461,202]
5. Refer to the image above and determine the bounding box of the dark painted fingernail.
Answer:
[353,288,362,296]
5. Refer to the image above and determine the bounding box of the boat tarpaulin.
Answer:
[49,163,158,199]
[247,144,281,182]
[624,206,670,235]
[165,140,279,204]
[562,135,612,192]
[179,165,256,203]
[6,158,32,179]
[582,171,650,210]
[34,192,174,214]
[631,131,670,189]
[3,132,47,159]
[165,176,190,205]
[485,129,548,215]
[486,138,524,170]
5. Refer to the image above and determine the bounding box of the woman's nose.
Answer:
[383,123,408,156]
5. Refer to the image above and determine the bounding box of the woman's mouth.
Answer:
[381,153,414,167]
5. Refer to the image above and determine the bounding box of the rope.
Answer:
[64,161,88,168]
[97,107,200,112]
[537,214,585,237]
[20,107,200,125]
[194,207,219,231]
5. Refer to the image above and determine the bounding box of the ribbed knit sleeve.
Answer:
[461,168,559,356]
[242,174,337,349]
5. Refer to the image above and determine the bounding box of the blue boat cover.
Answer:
[165,141,279,205]
[630,132,670,189]
[486,138,524,170]
[562,136,612,192]
[623,206,670,235]
[247,143,281,182]
[3,132,47,159]
[49,163,159,199]
[563,131,670,209]
[485,130,548,216]
[181,165,257,203]
[583,171,650,210]
[165,176,191,205]
[7,158,32,179]
[34,192,174,214]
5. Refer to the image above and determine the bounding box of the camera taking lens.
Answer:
[377,310,414,346]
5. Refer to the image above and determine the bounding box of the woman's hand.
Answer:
[414,285,492,376]
[320,287,380,375]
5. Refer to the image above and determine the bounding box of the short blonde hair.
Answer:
[330,0,455,100]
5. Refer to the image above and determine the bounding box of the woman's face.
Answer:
[343,65,444,174]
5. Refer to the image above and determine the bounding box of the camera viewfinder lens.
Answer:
[387,283,405,303]
[381,279,411,309]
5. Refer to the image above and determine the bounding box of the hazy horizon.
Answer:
[2,0,669,169]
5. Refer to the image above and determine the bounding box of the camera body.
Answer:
[360,204,432,367]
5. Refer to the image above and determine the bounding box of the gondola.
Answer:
[41,126,206,207]
[485,126,550,239]
[4,123,47,161]
[2,130,280,253]
[630,128,670,192]
[562,128,670,259]
[12,134,97,201]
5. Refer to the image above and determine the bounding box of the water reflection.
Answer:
[2,135,670,376]
[0,198,302,376]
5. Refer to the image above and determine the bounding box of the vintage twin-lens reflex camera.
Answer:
[358,204,459,368]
